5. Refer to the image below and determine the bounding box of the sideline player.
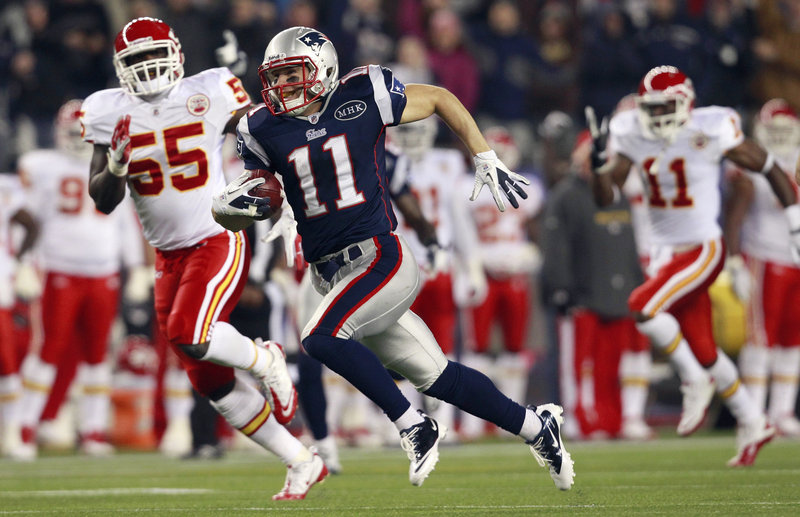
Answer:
[725,99,800,437]
[82,18,324,500]
[590,66,800,466]
[213,26,574,490]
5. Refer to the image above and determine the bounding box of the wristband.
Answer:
[107,150,129,177]
[785,204,800,231]
[759,152,775,175]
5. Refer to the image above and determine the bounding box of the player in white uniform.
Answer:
[0,174,38,459]
[725,99,800,437]
[388,117,485,439]
[459,127,542,440]
[591,66,800,466]
[82,18,325,500]
[14,99,144,459]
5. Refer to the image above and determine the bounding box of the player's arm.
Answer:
[725,138,797,208]
[722,170,754,257]
[727,138,800,262]
[394,192,437,246]
[224,106,251,135]
[10,207,39,258]
[88,115,132,214]
[591,153,633,207]
[401,83,529,212]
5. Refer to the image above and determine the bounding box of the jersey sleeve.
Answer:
[368,65,407,127]
[205,67,252,120]
[80,92,116,145]
[607,111,638,162]
[716,108,745,153]
[236,108,271,170]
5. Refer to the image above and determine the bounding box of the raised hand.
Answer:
[470,150,529,212]
[107,114,132,177]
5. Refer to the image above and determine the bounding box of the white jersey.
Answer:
[739,150,800,265]
[393,149,467,270]
[608,106,744,246]
[18,149,143,277]
[466,169,544,276]
[0,174,26,306]
[81,68,250,250]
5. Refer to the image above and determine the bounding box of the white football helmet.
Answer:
[113,17,184,96]
[387,117,437,162]
[753,98,800,157]
[258,26,339,116]
[55,99,91,159]
[636,65,695,141]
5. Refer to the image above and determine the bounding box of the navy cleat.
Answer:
[400,410,447,486]
[526,404,575,490]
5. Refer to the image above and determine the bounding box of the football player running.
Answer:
[589,65,800,466]
[725,99,800,438]
[83,18,326,500]
[213,26,574,490]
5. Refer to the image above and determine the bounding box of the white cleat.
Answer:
[527,404,575,491]
[677,376,715,437]
[253,339,297,425]
[159,416,192,458]
[314,435,342,475]
[80,432,115,457]
[621,418,656,441]
[400,411,446,487]
[272,448,328,500]
[727,415,775,467]
[772,415,800,438]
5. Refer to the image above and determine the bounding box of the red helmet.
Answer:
[636,66,695,140]
[55,99,90,157]
[754,99,800,156]
[113,17,184,96]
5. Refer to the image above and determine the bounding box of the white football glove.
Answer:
[215,30,248,77]
[13,259,42,300]
[470,150,530,212]
[452,258,488,307]
[725,254,751,303]
[422,242,448,277]
[107,115,132,177]
[786,204,800,264]
[262,203,299,268]
[124,265,154,304]
[213,172,271,219]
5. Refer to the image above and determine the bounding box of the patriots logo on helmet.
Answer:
[297,30,329,56]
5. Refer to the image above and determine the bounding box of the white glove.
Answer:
[124,265,154,304]
[470,150,530,212]
[14,259,42,300]
[422,242,448,277]
[453,258,487,307]
[107,115,132,177]
[213,172,272,219]
[215,30,248,77]
[262,204,299,268]
[786,204,800,264]
[725,254,751,303]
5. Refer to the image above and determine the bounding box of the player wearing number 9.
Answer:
[214,26,575,491]
[82,18,328,500]
[589,65,800,466]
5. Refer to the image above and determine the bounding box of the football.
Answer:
[247,169,282,209]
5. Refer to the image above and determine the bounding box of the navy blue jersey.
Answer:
[237,65,408,262]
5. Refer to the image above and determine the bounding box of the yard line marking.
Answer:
[2,488,213,497]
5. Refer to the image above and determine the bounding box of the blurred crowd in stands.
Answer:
[2,0,799,173]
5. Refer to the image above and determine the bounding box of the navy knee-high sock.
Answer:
[296,352,328,440]
[302,334,410,421]
[424,361,526,435]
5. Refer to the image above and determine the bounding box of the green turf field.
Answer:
[2,434,799,516]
